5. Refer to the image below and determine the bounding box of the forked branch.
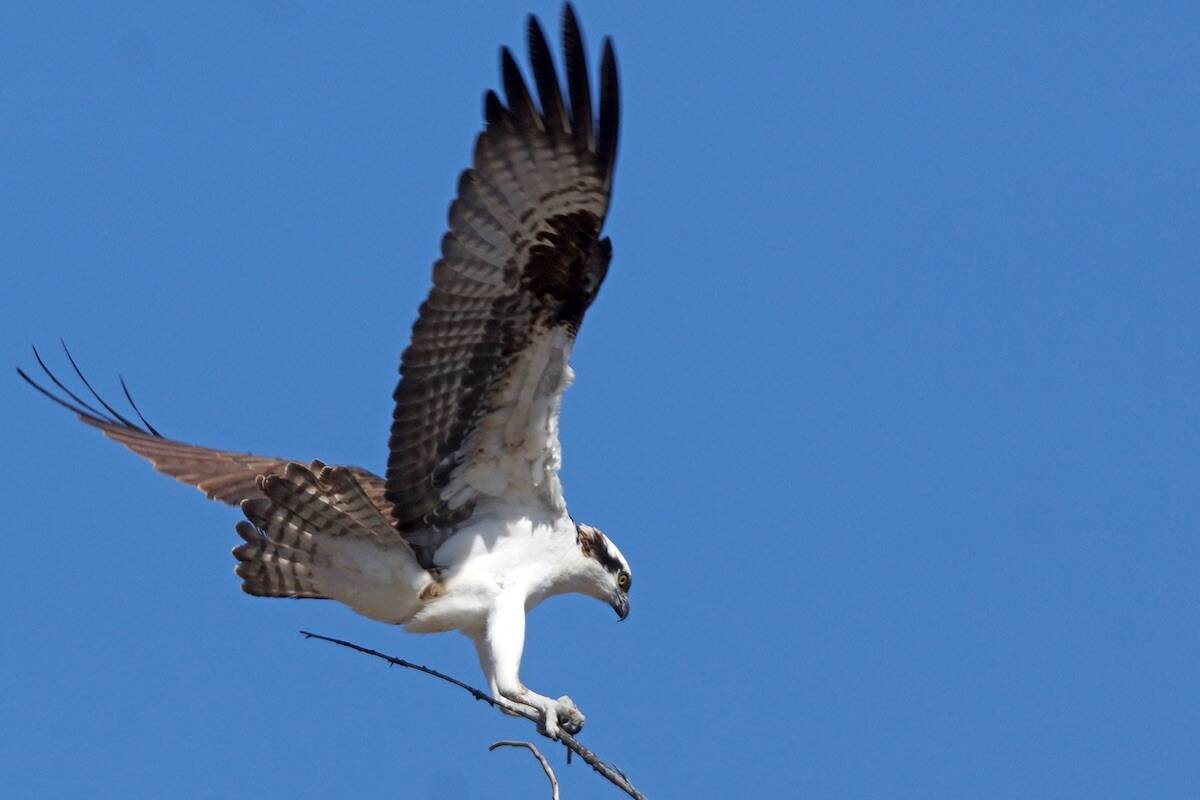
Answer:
[490,740,559,799]
[300,631,646,799]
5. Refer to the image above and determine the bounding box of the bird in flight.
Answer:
[19,3,627,740]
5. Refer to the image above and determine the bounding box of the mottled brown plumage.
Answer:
[384,6,620,561]
[233,461,412,598]
[19,3,621,587]
[16,350,391,514]
[20,7,630,741]
[86,416,390,511]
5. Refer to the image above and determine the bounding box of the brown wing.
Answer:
[17,347,389,511]
[385,7,619,549]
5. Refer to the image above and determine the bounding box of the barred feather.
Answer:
[16,346,391,512]
[233,460,417,599]
[386,6,620,565]
[233,521,325,598]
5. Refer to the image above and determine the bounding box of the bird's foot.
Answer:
[553,695,585,736]
[497,690,584,739]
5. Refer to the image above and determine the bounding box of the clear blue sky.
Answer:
[2,2,1197,797]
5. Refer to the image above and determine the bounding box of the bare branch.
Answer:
[489,740,559,800]
[300,631,647,799]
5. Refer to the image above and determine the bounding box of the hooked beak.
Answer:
[611,591,629,621]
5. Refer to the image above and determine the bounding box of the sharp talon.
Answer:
[553,695,585,735]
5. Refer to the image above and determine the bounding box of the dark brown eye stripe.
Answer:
[577,524,624,576]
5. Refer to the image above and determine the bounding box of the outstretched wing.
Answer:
[385,6,619,561]
[17,346,390,510]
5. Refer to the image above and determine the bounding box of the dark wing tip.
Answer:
[18,344,163,438]
[500,46,538,127]
[597,36,620,181]
[484,6,618,173]
[119,375,162,437]
[483,88,510,129]
[60,340,141,429]
[563,1,581,33]
[560,2,593,151]
[16,364,97,420]
[527,12,568,136]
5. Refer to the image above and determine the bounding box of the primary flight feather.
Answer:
[19,4,628,739]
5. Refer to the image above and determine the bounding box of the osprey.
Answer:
[19,4,627,739]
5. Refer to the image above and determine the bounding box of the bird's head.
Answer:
[574,523,631,621]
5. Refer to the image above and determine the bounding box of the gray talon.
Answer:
[554,695,585,735]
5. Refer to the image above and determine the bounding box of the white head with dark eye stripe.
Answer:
[574,523,631,620]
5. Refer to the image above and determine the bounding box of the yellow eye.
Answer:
[617,572,630,590]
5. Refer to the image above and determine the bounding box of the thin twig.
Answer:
[300,631,647,800]
[489,740,559,800]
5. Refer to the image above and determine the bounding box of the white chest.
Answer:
[402,509,579,635]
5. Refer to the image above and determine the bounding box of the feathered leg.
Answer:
[473,597,584,738]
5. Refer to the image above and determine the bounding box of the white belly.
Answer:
[402,507,575,634]
[313,536,431,625]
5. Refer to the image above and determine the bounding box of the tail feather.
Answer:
[232,460,415,600]
[260,464,361,539]
[233,521,325,598]
[312,461,410,548]
[241,495,320,555]
[252,461,410,549]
